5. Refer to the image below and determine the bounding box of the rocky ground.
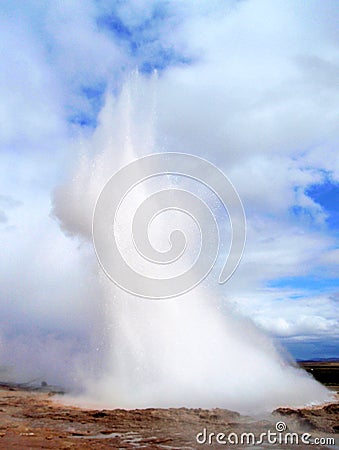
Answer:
[0,361,337,449]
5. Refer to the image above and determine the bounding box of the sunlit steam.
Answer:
[53,72,331,413]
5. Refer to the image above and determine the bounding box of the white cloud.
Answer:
[149,1,339,342]
[228,287,338,342]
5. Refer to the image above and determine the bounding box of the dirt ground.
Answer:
[0,383,337,449]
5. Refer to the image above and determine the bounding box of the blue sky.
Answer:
[0,0,338,380]
[308,181,339,231]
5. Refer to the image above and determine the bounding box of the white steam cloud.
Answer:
[53,74,331,413]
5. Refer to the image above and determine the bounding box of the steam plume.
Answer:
[53,73,331,413]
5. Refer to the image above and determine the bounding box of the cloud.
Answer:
[0,195,22,209]
[0,211,7,223]
[146,1,339,356]
[0,194,23,227]
[242,292,339,338]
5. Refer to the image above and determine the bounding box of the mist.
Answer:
[53,74,331,413]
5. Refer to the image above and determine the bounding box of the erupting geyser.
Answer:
[53,72,331,414]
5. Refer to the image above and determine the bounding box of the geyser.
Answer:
[53,72,331,414]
